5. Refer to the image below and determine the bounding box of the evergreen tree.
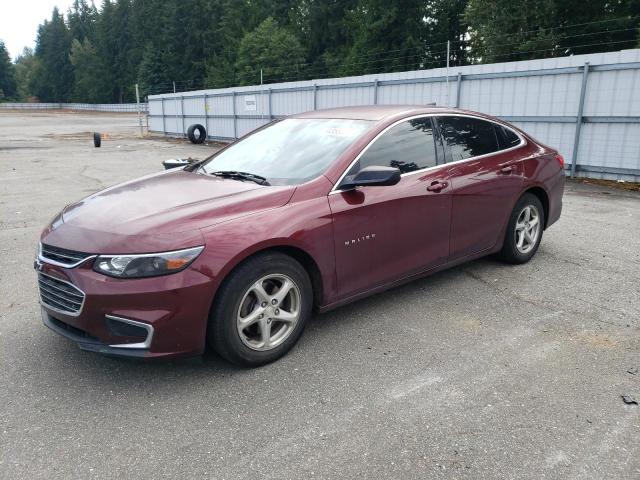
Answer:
[0,40,17,100]
[464,0,640,62]
[235,17,306,85]
[31,8,74,101]
[138,43,173,96]
[292,0,357,78]
[14,47,37,100]
[69,38,103,102]
[93,0,129,102]
[341,0,427,76]
[12,0,640,100]
[68,0,98,42]
[425,0,469,67]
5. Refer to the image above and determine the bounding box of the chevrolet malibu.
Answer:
[36,106,564,366]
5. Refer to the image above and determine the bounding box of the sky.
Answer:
[1,0,74,60]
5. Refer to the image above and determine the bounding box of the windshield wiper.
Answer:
[210,171,270,186]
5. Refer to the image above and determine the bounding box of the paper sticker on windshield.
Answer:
[325,127,357,137]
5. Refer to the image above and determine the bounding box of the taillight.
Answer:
[554,153,565,168]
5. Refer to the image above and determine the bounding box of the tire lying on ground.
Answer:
[187,124,207,144]
[93,132,101,148]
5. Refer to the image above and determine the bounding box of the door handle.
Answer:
[499,166,513,174]
[427,181,448,192]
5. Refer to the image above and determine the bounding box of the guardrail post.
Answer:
[455,73,462,108]
[571,62,590,178]
[232,91,237,139]
[373,79,379,105]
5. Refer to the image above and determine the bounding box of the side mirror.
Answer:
[339,166,401,190]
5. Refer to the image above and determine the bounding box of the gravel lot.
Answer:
[1,111,639,479]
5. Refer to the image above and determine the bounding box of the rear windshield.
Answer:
[201,118,373,185]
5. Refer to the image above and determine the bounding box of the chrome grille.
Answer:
[40,244,93,267]
[38,273,85,315]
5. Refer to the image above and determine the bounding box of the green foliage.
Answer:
[30,8,74,102]
[138,44,173,98]
[235,17,306,84]
[67,0,98,42]
[14,48,37,100]
[69,39,102,102]
[12,0,640,102]
[0,40,17,100]
[464,0,640,63]
[339,0,428,76]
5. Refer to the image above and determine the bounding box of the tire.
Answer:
[93,132,101,148]
[498,193,545,264]
[187,124,206,144]
[207,252,313,367]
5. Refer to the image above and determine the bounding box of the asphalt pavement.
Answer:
[1,111,639,479]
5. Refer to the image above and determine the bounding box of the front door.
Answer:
[329,117,451,299]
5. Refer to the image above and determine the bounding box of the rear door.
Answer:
[329,116,452,298]
[436,115,525,259]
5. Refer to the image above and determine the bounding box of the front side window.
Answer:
[201,118,373,185]
[438,116,499,161]
[347,117,438,176]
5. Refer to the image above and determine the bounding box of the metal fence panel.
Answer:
[78,49,640,181]
[0,102,147,112]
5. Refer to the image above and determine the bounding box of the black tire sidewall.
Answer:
[187,124,206,144]
[208,253,313,367]
[501,193,545,264]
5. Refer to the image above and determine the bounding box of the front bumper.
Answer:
[41,309,152,358]
[37,260,216,359]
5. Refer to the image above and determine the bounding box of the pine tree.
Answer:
[69,38,103,102]
[30,8,74,102]
[138,44,173,96]
[68,0,98,42]
[0,40,17,100]
[341,0,427,76]
[235,17,306,85]
[13,0,640,100]
[425,0,469,67]
[14,47,37,100]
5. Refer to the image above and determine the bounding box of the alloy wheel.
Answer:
[514,205,540,254]
[236,274,301,351]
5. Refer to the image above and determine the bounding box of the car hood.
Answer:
[41,170,296,254]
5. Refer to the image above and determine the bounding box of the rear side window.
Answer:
[495,124,521,150]
[437,116,499,161]
[351,117,438,174]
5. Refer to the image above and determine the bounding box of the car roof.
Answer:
[292,105,459,121]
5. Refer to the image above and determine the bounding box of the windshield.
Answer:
[200,118,373,185]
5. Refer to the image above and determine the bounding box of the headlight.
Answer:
[93,246,204,278]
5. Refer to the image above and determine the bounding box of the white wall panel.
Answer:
[148,49,640,180]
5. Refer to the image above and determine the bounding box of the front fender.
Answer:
[195,196,338,307]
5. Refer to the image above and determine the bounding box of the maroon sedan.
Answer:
[36,106,564,366]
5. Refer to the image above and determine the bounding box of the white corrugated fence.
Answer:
[148,49,640,182]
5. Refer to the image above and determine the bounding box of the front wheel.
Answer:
[207,252,313,367]
[498,193,545,264]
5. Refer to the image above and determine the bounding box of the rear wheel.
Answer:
[498,193,545,264]
[207,252,312,367]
